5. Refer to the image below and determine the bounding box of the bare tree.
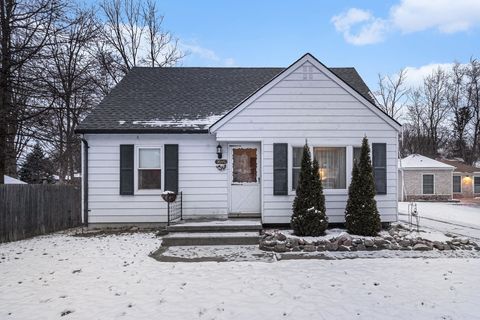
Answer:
[0,0,63,183]
[98,0,184,84]
[375,68,408,120]
[446,63,473,161]
[406,68,449,158]
[465,58,480,164]
[40,9,101,183]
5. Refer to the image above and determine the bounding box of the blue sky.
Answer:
[94,0,480,90]
[130,0,480,89]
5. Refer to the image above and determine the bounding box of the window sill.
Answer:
[135,189,163,196]
[289,189,348,196]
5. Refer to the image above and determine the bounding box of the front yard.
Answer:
[1,231,479,319]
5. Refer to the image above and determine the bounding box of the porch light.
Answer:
[216,144,223,159]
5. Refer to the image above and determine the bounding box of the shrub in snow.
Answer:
[345,136,381,236]
[291,143,328,236]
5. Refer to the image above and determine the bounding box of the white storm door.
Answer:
[229,144,261,214]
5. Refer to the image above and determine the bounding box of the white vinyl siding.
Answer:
[85,134,228,224]
[215,60,399,223]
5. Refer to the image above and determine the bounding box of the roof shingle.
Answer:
[77,66,376,133]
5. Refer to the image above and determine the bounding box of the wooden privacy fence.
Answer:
[0,184,81,243]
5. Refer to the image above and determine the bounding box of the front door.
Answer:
[229,143,261,215]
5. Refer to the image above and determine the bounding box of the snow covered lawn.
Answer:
[1,231,480,320]
[399,201,480,228]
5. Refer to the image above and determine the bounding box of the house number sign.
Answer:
[215,159,227,171]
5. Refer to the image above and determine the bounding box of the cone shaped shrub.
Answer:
[291,143,328,236]
[345,136,381,236]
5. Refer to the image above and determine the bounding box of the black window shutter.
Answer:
[119,145,134,195]
[372,143,387,195]
[164,144,179,193]
[273,143,288,195]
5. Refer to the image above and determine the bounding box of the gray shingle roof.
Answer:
[76,66,376,133]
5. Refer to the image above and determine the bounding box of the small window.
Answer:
[453,176,461,193]
[353,147,362,166]
[313,147,346,189]
[423,174,434,194]
[292,147,303,190]
[475,176,480,194]
[138,148,161,189]
[232,148,257,183]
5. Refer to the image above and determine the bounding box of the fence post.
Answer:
[167,202,171,226]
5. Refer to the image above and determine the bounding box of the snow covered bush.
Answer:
[291,143,328,236]
[345,136,381,236]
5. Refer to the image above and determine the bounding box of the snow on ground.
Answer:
[399,202,480,239]
[1,231,480,320]
[399,202,480,228]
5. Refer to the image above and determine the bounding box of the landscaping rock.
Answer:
[364,239,374,247]
[304,245,316,252]
[336,234,353,246]
[352,238,363,245]
[275,233,287,241]
[338,245,350,252]
[259,243,273,251]
[460,238,469,245]
[325,242,338,251]
[433,241,444,250]
[398,239,410,247]
[356,244,366,251]
[317,245,326,252]
[413,243,432,251]
[274,243,287,253]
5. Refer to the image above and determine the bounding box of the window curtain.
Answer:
[314,147,346,189]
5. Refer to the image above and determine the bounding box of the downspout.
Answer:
[81,137,89,227]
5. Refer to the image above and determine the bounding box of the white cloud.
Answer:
[391,0,480,34]
[399,63,456,88]
[332,0,480,45]
[331,8,388,45]
[180,42,236,67]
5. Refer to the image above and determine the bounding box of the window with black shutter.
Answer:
[372,143,387,195]
[273,143,288,195]
[120,145,134,195]
[164,144,179,193]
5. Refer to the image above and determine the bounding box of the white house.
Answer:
[76,53,401,226]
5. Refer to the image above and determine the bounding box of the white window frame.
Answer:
[289,145,304,193]
[289,144,349,195]
[134,146,163,195]
[421,173,435,195]
[453,175,462,194]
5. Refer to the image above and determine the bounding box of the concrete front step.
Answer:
[162,231,260,246]
[166,219,262,233]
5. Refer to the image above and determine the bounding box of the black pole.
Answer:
[81,138,89,227]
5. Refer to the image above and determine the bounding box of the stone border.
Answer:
[260,224,480,253]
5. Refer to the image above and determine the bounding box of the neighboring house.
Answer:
[76,53,401,226]
[398,154,455,201]
[436,159,480,199]
[4,175,27,184]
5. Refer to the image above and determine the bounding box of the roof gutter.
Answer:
[75,128,210,134]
